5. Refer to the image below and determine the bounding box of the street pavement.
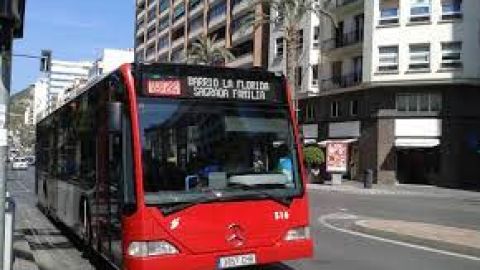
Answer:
[8,167,94,270]
[6,167,480,269]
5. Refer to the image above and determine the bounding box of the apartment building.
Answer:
[46,59,93,112]
[268,7,321,98]
[299,0,480,189]
[89,48,134,78]
[134,0,269,68]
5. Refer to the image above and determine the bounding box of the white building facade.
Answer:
[299,0,480,189]
[46,60,93,112]
[33,77,49,122]
[89,48,135,78]
[268,8,321,98]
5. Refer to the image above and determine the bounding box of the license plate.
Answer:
[218,254,256,269]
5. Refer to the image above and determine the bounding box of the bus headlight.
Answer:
[127,241,179,257]
[284,226,310,241]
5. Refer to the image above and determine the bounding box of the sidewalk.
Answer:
[12,229,38,270]
[308,181,480,198]
[353,219,480,257]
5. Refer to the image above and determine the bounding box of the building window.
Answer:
[410,0,431,22]
[158,35,169,50]
[275,38,284,58]
[409,44,430,70]
[313,26,320,48]
[146,43,156,58]
[137,16,145,29]
[189,16,203,32]
[173,3,185,21]
[350,100,359,116]
[147,25,156,40]
[171,49,183,62]
[159,17,169,31]
[159,0,169,12]
[441,42,462,69]
[378,46,398,72]
[147,6,157,21]
[331,101,339,117]
[396,93,442,112]
[189,0,202,10]
[379,0,399,25]
[296,67,302,87]
[208,1,226,23]
[312,65,319,86]
[297,29,303,50]
[305,103,315,122]
[441,0,462,20]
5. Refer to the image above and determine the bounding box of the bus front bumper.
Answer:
[124,239,313,270]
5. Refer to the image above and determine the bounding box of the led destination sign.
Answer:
[145,75,281,102]
[187,76,270,100]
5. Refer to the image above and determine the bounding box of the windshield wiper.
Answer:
[161,194,221,215]
[228,183,293,206]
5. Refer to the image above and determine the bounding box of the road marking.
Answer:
[318,213,480,262]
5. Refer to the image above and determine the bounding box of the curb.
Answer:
[353,220,480,258]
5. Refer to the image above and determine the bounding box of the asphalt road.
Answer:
[7,167,480,270]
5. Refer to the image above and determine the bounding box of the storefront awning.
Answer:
[318,138,358,147]
[303,139,317,145]
[395,138,440,148]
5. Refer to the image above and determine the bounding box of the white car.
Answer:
[12,158,28,170]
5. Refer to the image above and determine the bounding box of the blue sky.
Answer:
[12,0,134,93]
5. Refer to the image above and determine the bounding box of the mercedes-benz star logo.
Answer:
[226,224,246,247]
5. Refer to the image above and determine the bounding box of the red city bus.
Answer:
[36,63,312,269]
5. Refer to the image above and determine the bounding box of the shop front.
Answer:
[394,119,441,185]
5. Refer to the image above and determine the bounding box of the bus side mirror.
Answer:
[108,102,123,133]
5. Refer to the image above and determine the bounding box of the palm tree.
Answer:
[245,0,334,115]
[186,34,235,66]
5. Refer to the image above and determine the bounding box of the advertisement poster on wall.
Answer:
[326,142,348,173]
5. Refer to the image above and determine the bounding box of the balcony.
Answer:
[172,16,186,29]
[227,52,253,68]
[321,72,362,91]
[232,0,250,16]
[158,42,169,56]
[232,25,253,45]
[208,13,226,30]
[189,2,203,17]
[188,26,203,41]
[322,30,363,51]
[172,36,185,49]
[137,9,146,20]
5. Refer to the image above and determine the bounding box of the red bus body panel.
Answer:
[119,64,312,270]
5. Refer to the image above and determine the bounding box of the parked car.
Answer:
[12,157,28,170]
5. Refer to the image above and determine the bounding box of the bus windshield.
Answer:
[138,98,302,208]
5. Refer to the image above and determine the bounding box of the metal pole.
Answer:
[0,22,13,270]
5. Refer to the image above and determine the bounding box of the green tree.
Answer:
[186,34,235,66]
[245,0,335,113]
[303,145,325,167]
